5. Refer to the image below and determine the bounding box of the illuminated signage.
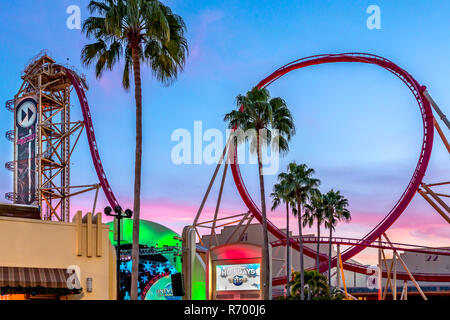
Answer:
[145,274,181,300]
[216,263,260,291]
[15,97,38,205]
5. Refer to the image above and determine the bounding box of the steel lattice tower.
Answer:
[4,51,99,221]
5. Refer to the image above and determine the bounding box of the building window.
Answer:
[240,233,248,242]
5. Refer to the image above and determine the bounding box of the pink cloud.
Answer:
[96,68,124,94]
[188,10,225,64]
[69,189,449,267]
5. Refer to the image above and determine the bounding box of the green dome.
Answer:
[106,218,180,248]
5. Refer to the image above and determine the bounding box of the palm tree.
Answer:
[281,162,320,300]
[289,270,329,300]
[303,189,325,272]
[81,0,188,300]
[322,189,351,296]
[271,179,295,297]
[224,86,295,299]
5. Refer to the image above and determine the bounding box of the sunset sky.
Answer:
[0,0,449,265]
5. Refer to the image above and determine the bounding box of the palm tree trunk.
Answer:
[256,132,270,300]
[316,221,320,272]
[286,201,290,297]
[130,46,142,301]
[296,196,305,300]
[328,227,332,298]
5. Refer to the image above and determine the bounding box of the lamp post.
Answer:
[104,205,132,300]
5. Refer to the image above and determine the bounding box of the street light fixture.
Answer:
[104,205,132,300]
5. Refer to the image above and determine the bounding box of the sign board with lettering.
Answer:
[216,263,261,291]
[145,274,181,300]
[14,96,38,205]
[207,243,264,300]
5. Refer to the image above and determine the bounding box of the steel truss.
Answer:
[5,51,100,221]
[418,90,450,224]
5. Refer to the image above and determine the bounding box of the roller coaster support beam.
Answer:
[393,253,397,300]
[434,118,450,154]
[193,138,231,227]
[224,211,251,244]
[337,245,349,300]
[195,213,246,228]
[418,186,450,224]
[383,233,427,300]
[193,145,226,225]
[378,238,382,300]
[336,244,340,288]
[381,247,396,300]
[209,161,229,248]
[421,184,450,213]
[236,214,254,242]
[423,90,450,130]
[400,280,408,300]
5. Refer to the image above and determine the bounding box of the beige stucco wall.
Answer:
[0,215,116,300]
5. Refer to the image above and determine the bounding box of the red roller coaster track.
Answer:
[56,53,448,284]
[62,67,120,210]
[229,53,450,283]
[271,237,450,257]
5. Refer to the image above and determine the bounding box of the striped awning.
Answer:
[0,267,77,289]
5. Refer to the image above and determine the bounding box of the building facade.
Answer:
[0,211,116,300]
[199,223,369,295]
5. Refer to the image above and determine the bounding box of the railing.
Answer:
[347,286,450,294]
[271,236,450,256]
[119,246,181,257]
[22,49,50,76]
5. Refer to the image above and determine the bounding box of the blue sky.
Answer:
[0,0,449,263]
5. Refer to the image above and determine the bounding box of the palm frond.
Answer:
[81,0,187,88]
